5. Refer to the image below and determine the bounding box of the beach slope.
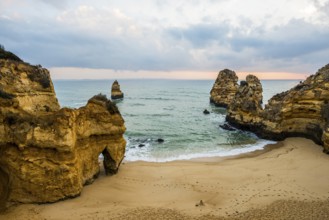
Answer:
[1,137,329,220]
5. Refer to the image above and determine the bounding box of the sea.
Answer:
[53,79,299,162]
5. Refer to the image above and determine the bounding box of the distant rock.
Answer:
[225,64,329,153]
[138,144,145,148]
[157,138,164,143]
[0,58,126,206]
[203,109,210,114]
[219,123,236,131]
[111,80,124,100]
[210,69,238,107]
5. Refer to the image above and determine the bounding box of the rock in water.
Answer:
[203,109,210,114]
[210,69,238,107]
[226,64,329,153]
[227,74,263,128]
[219,123,236,131]
[0,59,126,205]
[157,138,164,143]
[111,80,124,100]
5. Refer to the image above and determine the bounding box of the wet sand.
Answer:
[1,137,329,220]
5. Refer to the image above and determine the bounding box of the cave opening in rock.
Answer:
[102,148,118,176]
[0,166,10,212]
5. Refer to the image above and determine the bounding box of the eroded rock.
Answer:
[0,60,126,205]
[225,64,329,152]
[111,80,124,100]
[210,69,238,107]
[227,74,263,129]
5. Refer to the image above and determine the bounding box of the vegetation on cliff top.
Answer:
[90,93,120,114]
[0,45,23,62]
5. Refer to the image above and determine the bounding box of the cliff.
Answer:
[227,74,263,126]
[0,60,126,207]
[226,64,329,153]
[111,80,124,100]
[210,69,238,107]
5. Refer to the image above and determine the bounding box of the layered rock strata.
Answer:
[226,64,329,153]
[111,80,124,100]
[210,69,238,107]
[226,74,263,127]
[0,59,126,206]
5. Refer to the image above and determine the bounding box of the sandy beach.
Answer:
[1,137,329,220]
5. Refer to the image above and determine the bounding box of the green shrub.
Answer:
[91,93,108,102]
[89,93,120,114]
[27,70,51,89]
[0,45,23,62]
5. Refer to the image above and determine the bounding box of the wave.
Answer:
[149,113,172,117]
[130,103,146,107]
[124,139,276,162]
[139,97,176,101]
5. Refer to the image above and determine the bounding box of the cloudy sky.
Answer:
[1,0,328,79]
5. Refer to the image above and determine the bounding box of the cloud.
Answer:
[165,18,329,72]
[313,0,329,15]
[0,0,329,76]
[38,0,68,9]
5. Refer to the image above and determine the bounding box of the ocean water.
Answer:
[53,79,299,162]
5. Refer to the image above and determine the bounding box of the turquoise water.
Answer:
[53,79,299,162]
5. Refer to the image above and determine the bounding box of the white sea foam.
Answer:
[124,139,277,162]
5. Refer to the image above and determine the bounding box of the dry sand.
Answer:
[1,137,329,220]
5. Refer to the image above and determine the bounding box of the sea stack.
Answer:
[226,64,329,153]
[210,69,238,107]
[227,74,263,127]
[111,80,124,100]
[0,53,126,206]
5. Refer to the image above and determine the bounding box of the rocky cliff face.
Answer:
[227,74,263,127]
[210,69,238,107]
[0,60,126,206]
[111,80,124,100]
[226,64,329,153]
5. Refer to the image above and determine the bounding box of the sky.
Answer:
[1,0,329,80]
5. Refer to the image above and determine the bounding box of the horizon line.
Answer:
[49,67,309,81]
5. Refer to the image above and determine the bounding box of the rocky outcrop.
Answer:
[226,74,263,127]
[210,69,238,107]
[226,64,329,153]
[0,60,126,206]
[111,80,124,100]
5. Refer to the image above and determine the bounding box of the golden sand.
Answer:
[2,138,329,220]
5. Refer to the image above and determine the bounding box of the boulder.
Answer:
[0,60,126,206]
[203,109,210,114]
[219,123,236,131]
[157,138,164,143]
[111,80,124,100]
[210,69,238,107]
[226,64,329,152]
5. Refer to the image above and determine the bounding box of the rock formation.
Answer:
[111,80,124,100]
[0,59,126,207]
[210,69,238,107]
[226,74,263,127]
[226,64,329,153]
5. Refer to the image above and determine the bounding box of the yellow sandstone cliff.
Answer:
[0,59,126,207]
[111,80,124,100]
[225,64,329,153]
[210,69,239,107]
